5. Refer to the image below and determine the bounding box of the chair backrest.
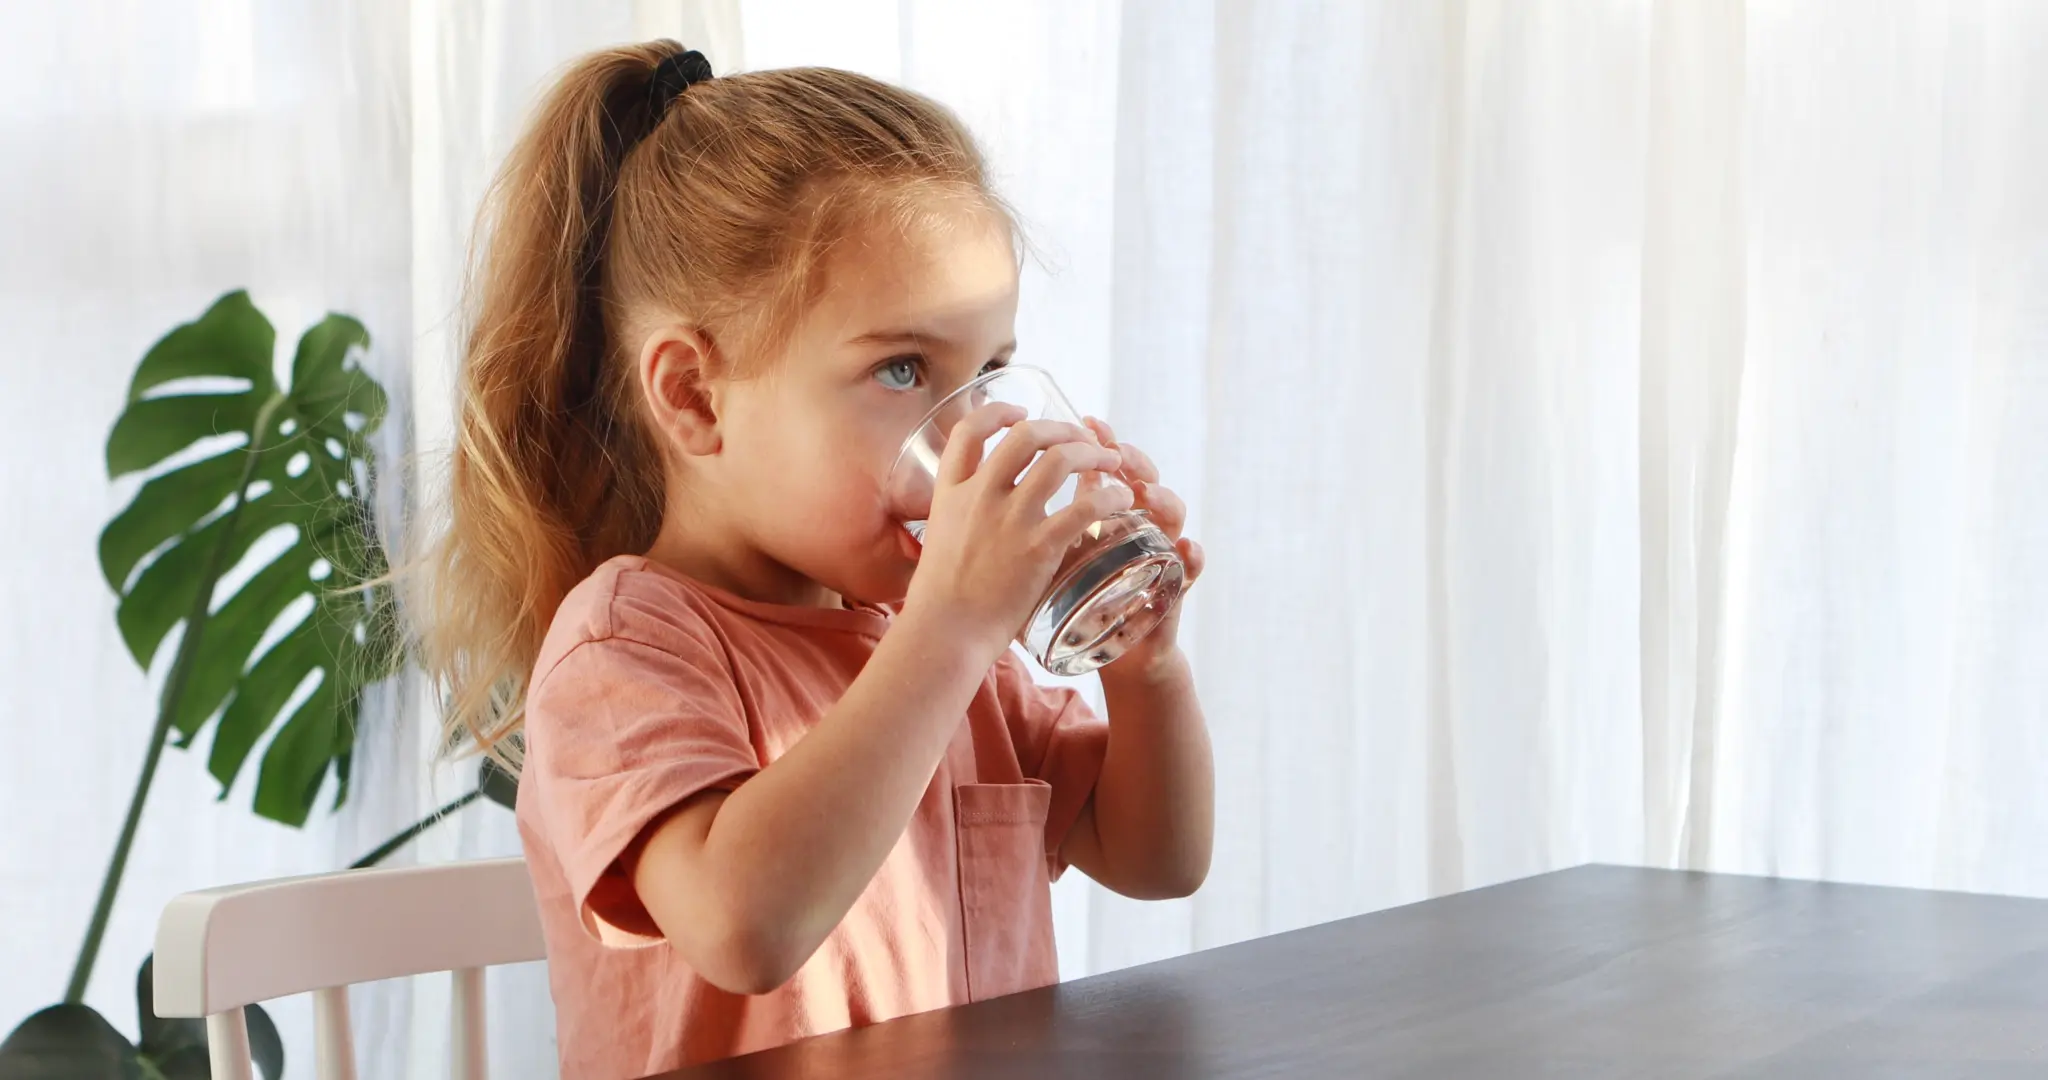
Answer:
[154,857,547,1080]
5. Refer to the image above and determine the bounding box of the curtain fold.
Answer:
[1638,0,1746,871]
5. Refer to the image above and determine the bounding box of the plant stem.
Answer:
[65,397,284,1005]
[349,787,485,870]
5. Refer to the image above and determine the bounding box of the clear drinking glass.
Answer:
[886,365,1186,676]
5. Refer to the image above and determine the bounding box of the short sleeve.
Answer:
[990,651,1108,878]
[523,620,758,946]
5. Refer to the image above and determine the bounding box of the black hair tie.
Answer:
[648,49,714,118]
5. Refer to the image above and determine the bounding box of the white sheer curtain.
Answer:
[0,0,426,1066]
[5,2,2045,1078]
[1706,0,2048,897]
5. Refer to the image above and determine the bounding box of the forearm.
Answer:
[641,607,998,986]
[1087,649,1214,898]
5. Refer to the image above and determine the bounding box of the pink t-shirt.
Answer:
[517,555,1108,1078]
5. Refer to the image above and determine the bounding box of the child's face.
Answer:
[707,208,1019,605]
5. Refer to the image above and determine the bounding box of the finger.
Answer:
[1039,482,1135,546]
[1015,441,1124,506]
[1117,440,1161,484]
[1075,420,1113,495]
[1134,480,1187,536]
[1084,416,1118,448]
[981,419,1101,486]
[1073,429,1108,495]
[937,403,1029,486]
[1177,537,1205,584]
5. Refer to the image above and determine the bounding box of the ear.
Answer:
[638,324,722,457]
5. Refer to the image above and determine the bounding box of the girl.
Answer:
[418,41,1214,1078]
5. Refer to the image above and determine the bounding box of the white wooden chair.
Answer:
[153,857,547,1080]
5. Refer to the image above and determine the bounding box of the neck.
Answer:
[643,503,840,611]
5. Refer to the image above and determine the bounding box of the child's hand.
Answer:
[902,403,1133,659]
[1085,418,1205,679]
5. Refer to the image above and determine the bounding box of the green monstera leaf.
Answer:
[98,290,401,827]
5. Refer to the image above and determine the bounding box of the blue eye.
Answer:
[875,357,922,390]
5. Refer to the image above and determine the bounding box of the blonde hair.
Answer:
[415,42,1005,766]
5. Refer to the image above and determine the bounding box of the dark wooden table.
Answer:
[657,865,2048,1078]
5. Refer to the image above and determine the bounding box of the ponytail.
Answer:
[417,43,676,765]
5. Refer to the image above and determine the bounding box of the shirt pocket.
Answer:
[954,780,1060,1001]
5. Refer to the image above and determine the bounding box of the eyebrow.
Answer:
[847,328,1016,357]
[847,328,947,348]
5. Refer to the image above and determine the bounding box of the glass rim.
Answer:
[887,362,1061,480]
